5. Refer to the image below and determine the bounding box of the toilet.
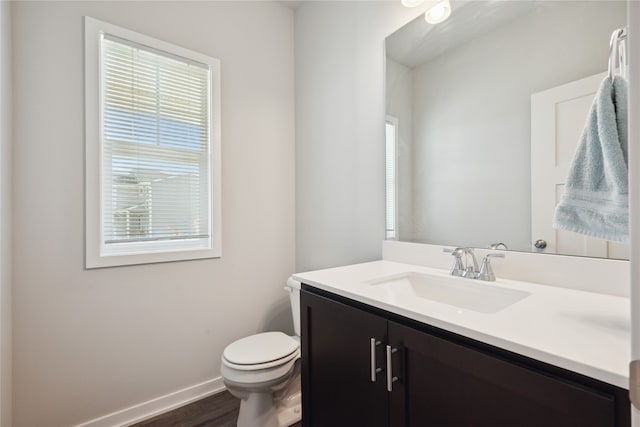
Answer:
[220,278,302,427]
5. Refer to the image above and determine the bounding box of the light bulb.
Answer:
[401,0,425,7]
[425,0,451,24]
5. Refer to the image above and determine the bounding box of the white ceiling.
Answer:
[386,0,540,68]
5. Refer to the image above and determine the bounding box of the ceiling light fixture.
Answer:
[424,0,451,24]
[401,0,425,7]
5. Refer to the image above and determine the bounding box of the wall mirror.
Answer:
[385,0,628,259]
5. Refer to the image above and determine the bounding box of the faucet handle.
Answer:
[443,247,465,276]
[485,252,505,259]
[443,247,463,254]
[477,253,505,281]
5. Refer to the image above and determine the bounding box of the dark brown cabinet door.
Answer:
[301,290,388,427]
[388,320,619,427]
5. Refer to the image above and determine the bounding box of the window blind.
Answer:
[101,35,211,247]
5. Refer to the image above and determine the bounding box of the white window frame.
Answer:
[84,17,222,268]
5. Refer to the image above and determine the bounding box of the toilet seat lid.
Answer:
[223,332,300,365]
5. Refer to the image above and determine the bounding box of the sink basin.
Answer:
[365,272,530,314]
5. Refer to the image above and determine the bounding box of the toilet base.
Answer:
[274,362,302,426]
[225,363,302,427]
[230,387,301,427]
[226,367,301,427]
[275,390,302,427]
[238,393,302,427]
[236,391,278,427]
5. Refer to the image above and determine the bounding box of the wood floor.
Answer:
[131,391,302,427]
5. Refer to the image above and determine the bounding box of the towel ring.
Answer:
[608,28,627,81]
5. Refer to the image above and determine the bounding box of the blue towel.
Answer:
[553,76,628,242]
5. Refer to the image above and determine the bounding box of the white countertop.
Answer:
[293,260,631,389]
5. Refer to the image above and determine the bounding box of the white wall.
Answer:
[295,1,432,272]
[11,2,294,426]
[408,1,626,250]
[0,1,12,425]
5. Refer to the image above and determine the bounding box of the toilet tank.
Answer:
[286,277,302,336]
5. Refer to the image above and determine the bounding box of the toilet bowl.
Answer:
[220,278,302,427]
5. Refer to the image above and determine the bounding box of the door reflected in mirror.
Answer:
[385,0,628,259]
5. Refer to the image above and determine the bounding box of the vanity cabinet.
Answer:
[300,286,388,426]
[300,286,630,427]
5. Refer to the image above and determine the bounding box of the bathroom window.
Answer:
[85,17,221,268]
[385,116,398,240]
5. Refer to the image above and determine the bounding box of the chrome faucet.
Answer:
[443,247,466,276]
[477,253,505,281]
[444,247,479,278]
[461,248,479,279]
[444,248,505,281]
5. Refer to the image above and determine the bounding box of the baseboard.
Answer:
[73,377,226,427]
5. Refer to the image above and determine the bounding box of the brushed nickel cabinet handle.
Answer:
[370,338,382,382]
[386,345,398,392]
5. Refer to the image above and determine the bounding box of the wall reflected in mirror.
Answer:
[385,0,628,259]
